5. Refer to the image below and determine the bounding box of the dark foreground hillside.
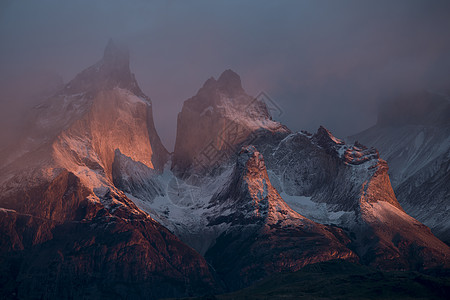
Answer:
[172,260,450,300]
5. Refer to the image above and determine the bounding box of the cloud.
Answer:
[1,0,449,149]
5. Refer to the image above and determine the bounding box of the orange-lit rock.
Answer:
[205,146,358,289]
[0,41,219,299]
[172,70,289,176]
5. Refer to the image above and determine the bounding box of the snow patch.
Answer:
[279,192,354,226]
[200,106,213,116]
[114,87,148,105]
[414,131,425,149]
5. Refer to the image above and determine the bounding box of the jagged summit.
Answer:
[196,69,243,98]
[205,145,358,288]
[214,145,311,225]
[312,126,344,147]
[3,40,169,186]
[173,69,289,175]
[202,76,217,88]
[217,69,243,94]
[63,39,145,97]
[310,126,383,167]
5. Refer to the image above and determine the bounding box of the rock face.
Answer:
[204,146,358,289]
[0,41,220,299]
[0,40,168,176]
[0,196,220,299]
[350,91,450,244]
[65,39,142,96]
[58,39,168,176]
[172,69,289,176]
[119,71,449,293]
[262,128,450,270]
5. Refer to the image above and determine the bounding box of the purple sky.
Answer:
[1,0,449,150]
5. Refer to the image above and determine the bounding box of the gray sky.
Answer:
[1,0,449,150]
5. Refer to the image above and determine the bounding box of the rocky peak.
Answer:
[237,145,265,173]
[201,77,217,89]
[343,144,380,166]
[27,41,169,188]
[172,70,288,176]
[63,39,144,96]
[221,145,269,203]
[217,69,244,95]
[311,126,344,155]
[313,126,344,145]
[192,69,244,103]
[215,145,304,224]
[205,145,358,289]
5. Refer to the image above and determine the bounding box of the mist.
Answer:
[1,0,449,150]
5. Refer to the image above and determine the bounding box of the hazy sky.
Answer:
[1,0,449,150]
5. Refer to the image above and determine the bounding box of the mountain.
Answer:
[260,127,449,270]
[120,71,449,291]
[172,69,289,176]
[1,48,449,298]
[350,91,450,244]
[203,146,358,289]
[0,41,220,299]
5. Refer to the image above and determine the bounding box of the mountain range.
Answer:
[0,41,449,299]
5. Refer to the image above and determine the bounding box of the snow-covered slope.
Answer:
[350,91,450,244]
[259,127,450,269]
[122,145,359,289]
[204,146,358,289]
